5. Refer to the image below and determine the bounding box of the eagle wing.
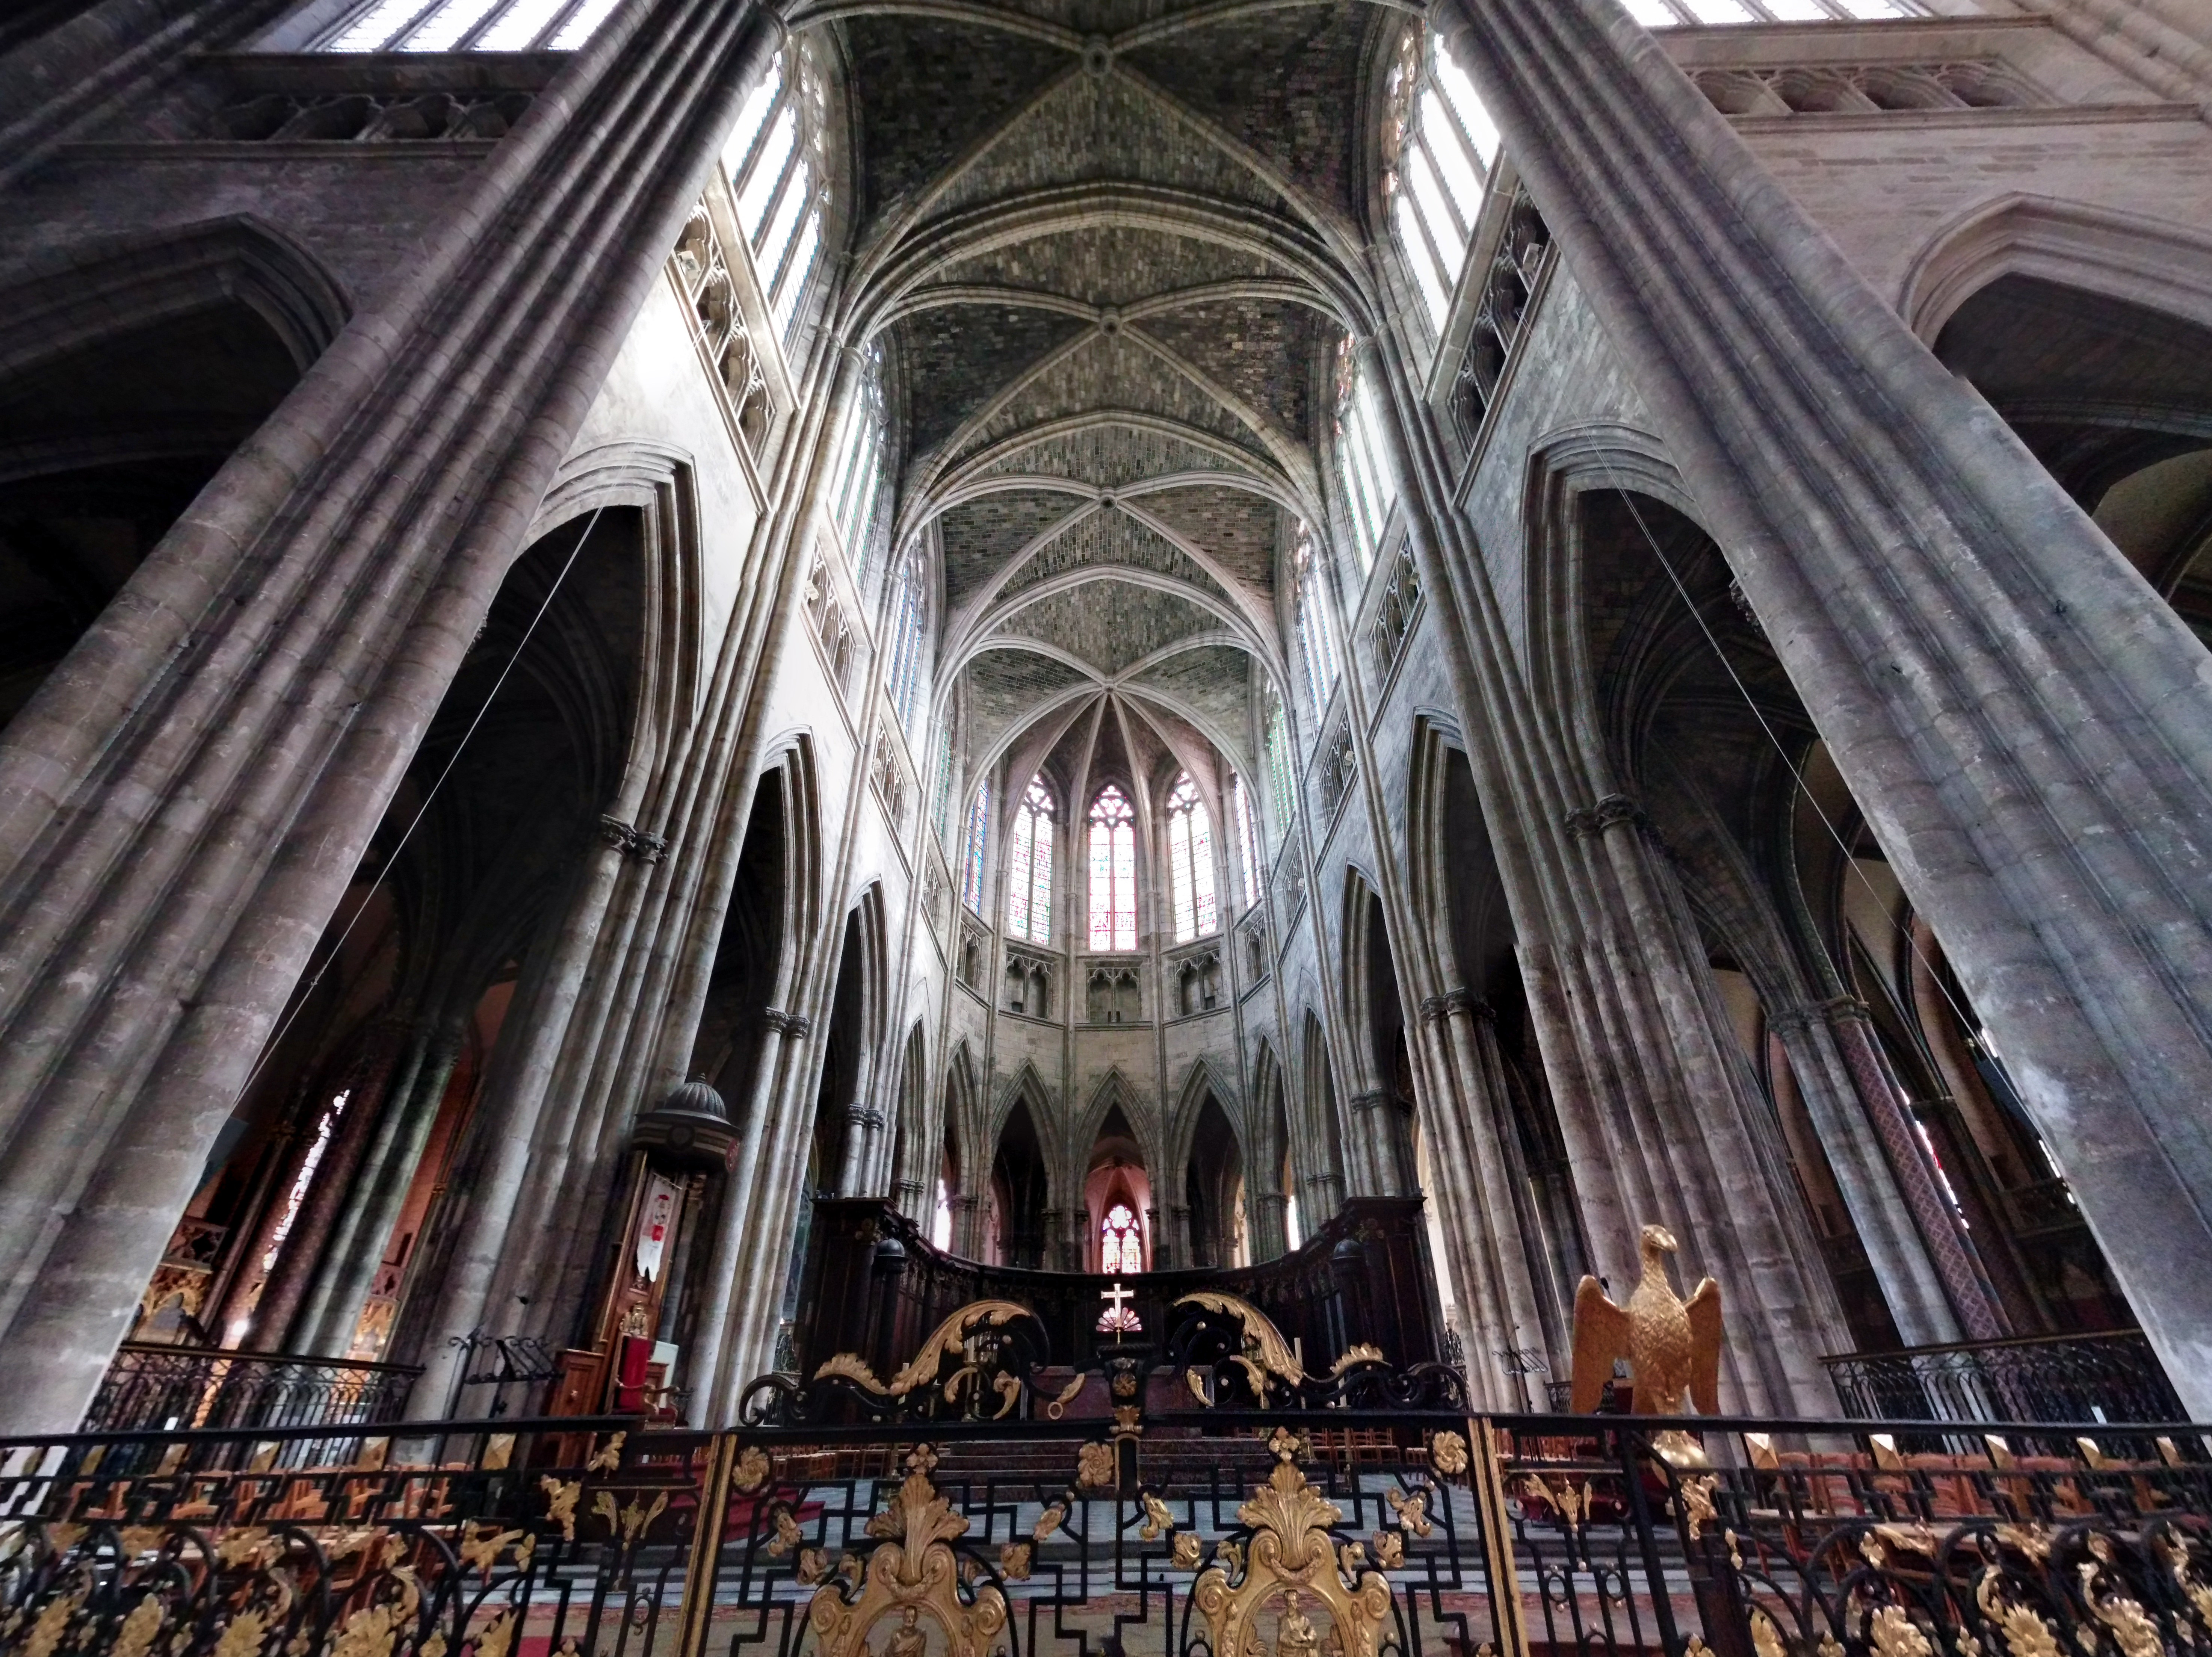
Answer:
[1685,1277,1724,1415]
[1570,1274,1632,1414]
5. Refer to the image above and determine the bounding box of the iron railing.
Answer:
[9,1394,2212,1657]
[80,1341,423,1433]
[1822,1329,2185,1424]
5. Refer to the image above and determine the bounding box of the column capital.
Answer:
[764,1008,811,1037]
[1419,987,1495,1024]
[1564,793,1645,839]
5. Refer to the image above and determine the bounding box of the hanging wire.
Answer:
[237,505,604,1100]
[1588,462,1988,1044]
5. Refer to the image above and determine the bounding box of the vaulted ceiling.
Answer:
[795,0,1398,800]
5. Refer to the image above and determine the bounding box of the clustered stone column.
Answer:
[1446,0,2212,1415]
[0,0,782,1432]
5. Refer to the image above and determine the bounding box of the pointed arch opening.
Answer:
[1185,1092,1248,1269]
[986,1097,1049,1270]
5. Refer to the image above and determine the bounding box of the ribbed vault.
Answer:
[798,0,1398,772]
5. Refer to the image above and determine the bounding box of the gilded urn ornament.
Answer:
[1569,1223,1723,1414]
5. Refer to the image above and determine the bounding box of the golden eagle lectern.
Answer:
[1569,1223,1723,1414]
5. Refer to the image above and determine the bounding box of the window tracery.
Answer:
[320,0,618,50]
[1265,694,1295,837]
[1384,29,1500,332]
[1231,773,1263,912]
[961,783,989,913]
[1625,0,1919,23]
[1293,519,1342,717]
[1006,779,1055,944]
[1330,345,1396,573]
[887,551,929,734]
[1166,774,1218,943]
[826,349,889,585]
[1087,785,1138,952]
[722,51,828,345]
[1100,1202,1144,1276]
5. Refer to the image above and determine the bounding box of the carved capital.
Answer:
[1418,987,1493,1025]
[598,813,637,853]
[1564,793,1646,839]
[630,830,669,864]
[1349,1089,1409,1116]
[765,1008,812,1038]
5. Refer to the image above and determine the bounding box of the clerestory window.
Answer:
[1006,779,1055,944]
[825,348,889,584]
[1166,774,1218,943]
[722,51,829,346]
[1087,786,1138,952]
[887,551,929,734]
[318,0,618,50]
[1386,29,1500,332]
[962,782,990,912]
[1292,519,1342,715]
[1231,773,1263,910]
[1331,343,1396,573]
[1626,0,1920,22]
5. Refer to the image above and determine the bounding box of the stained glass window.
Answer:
[1167,774,1218,942]
[1006,779,1054,942]
[1265,696,1294,838]
[264,1090,349,1271]
[1231,774,1263,909]
[1101,1203,1144,1275]
[962,784,989,911]
[1088,786,1137,952]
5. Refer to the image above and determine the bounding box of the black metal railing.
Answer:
[80,1341,423,1433]
[12,1377,2212,1657]
[1822,1328,2186,1424]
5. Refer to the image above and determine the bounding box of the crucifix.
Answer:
[1101,1279,1133,1343]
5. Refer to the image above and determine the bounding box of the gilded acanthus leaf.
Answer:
[1977,1574,2063,1657]
[1171,1533,1203,1571]
[1032,1502,1066,1545]
[798,1548,831,1585]
[111,1595,165,1657]
[1372,1531,1405,1570]
[1339,1541,1367,1577]
[462,1527,522,1578]
[814,1352,891,1395]
[23,1596,81,1657]
[771,1506,804,1556]
[1749,1610,1788,1657]
[1385,1487,1432,1539]
[540,1477,582,1542]
[1001,1542,1034,1580]
[2079,1563,2164,1657]
[212,1609,268,1657]
[472,1609,517,1657]
[588,1433,626,1473]
[1141,1493,1174,1542]
[1869,1607,1933,1657]
[887,1301,1036,1396]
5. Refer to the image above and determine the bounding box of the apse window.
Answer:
[1386,29,1500,330]
[1006,779,1055,943]
[1087,786,1138,952]
[1100,1203,1145,1277]
[316,0,620,49]
[1166,773,1218,942]
[722,51,830,347]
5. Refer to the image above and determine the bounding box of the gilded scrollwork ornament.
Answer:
[1193,1436,1394,1657]
[807,1447,1009,1657]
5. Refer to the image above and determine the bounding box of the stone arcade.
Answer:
[0,0,2209,1438]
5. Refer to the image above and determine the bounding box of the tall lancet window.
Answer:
[961,783,989,911]
[1624,0,1917,23]
[825,349,888,584]
[1088,786,1138,952]
[1331,344,1397,572]
[1292,521,1340,718]
[1006,779,1055,943]
[1385,29,1500,331]
[320,0,619,50]
[1231,773,1263,908]
[1167,774,1218,942]
[887,552,928,732]
[1265,694,1294,835]
[722,51,828,343]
